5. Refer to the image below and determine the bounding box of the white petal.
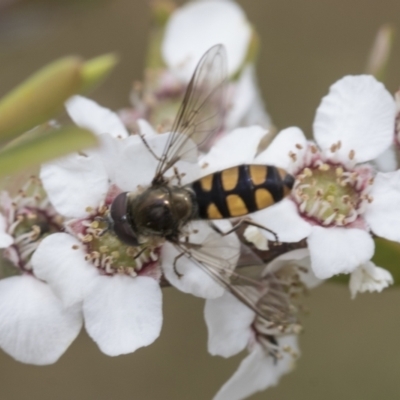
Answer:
[0,214,13,248]
[364,170,400,242]
[255,127,308,174]
[137,119,157,138]
[201,126,268,175]
[162,241,224,298]
[244,226,269,250]
[113,138,158,192]
[308,226,375,279]
[40,153,108,218]
[263,248,323,289]
[205,291,254,358]
[93,132,130,184]
[162,0,251,81]
[66,95,129,138]
[373,144,398,172]
[251,199,312,242]
[0,275,82,365]
[31,233,98,307]
[214,337,298,400]
[349,261,393,299]
[226,65,271,130]
[115,132,199,191]
[83,275,162,356]
[313,75,396,163]
[264,248,310,274]
[161,221,240,298]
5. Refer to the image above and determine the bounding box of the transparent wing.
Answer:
[174,237,280,323]
[153,44,227,183]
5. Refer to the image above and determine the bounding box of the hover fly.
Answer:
[110,45,294,320]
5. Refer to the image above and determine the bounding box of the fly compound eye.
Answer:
[110,192,139,246]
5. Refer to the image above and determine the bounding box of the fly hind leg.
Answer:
[209,219,279,243]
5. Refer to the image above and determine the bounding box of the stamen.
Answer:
[322,210,337,225]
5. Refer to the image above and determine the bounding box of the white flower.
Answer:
[162,0,252,81]
[373,88,400,172]
[0,181,81,365]
[249,75,399,279]
[160,0,271,132]
[205,249,316,400]
[33,96,244,355]
[349,261,393,299]
[225,64,272,131]
[395,89,400,145]
[213,338,297,400]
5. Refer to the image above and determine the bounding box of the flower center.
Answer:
[293,163,373,226]
[252,265,304,359]
[73,205,161,277]
[2,178,63,273]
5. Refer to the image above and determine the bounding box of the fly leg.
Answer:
[173,166,182,186]
[138,132,162,161]
[172,252,185,278]
[94,216,111,237]
[133,246,148,260]
[209,219,279,242]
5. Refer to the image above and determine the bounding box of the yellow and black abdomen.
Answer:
[189,165,294,219]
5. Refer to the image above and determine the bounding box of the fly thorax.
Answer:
[131,186,174,237]
[169,187,196,226]
[131,186,194,238]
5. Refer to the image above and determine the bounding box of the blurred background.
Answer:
[1,0,400,399]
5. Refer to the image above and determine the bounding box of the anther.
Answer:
[341,195,350,204]
[99,246,108,253]
[126,247,136,257]
[303,168,312,177]
[336,167,343,177]
[82,234,94,243]
[289,151,297,162]
[326,195,334,204]
[90,221,99,229]
[335,214,345,225]
[318,163,329,171]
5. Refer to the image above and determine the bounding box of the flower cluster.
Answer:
[0,1,399,400]
[247,75,399,287]
[119,0,271,146]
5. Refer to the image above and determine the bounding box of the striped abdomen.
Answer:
[189,165,294,219]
